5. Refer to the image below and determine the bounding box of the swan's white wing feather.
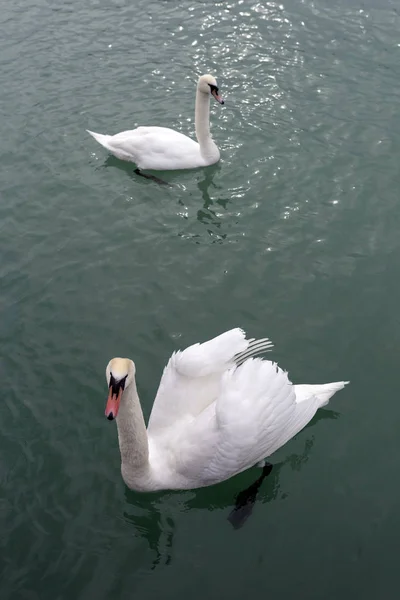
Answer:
[107,127,204,170]
[205,359,302,480]
[147,328,274,435]
[234,337,274,365]
[147,328,248,434]
[174,358,321,486]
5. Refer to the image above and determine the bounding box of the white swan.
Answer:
[87,74,224,175]
[104,328,348,492]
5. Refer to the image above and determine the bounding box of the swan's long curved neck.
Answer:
[115,381,149,487]
[195,89,219,161]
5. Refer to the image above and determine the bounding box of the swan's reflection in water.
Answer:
[101,155,178,188]
[99,156,229,238]
[101,155,221,195]
[122,409,339,569]
[101,155,137,179]
[122,495,175,570]
[194,165,230,235]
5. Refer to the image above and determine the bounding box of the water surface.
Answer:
[1,0,400,598]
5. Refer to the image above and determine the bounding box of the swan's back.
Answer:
[106,126,204,170]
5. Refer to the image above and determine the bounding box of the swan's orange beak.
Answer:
[105,386,123,420]
[211,89,224,105]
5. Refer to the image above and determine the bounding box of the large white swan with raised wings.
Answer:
[104,328,348,492]
[87,74,224,176]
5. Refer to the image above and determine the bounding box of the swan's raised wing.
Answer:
[197,358,321,484]
[147,328,273,435]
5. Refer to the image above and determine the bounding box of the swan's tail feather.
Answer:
[86,129,112,149]
[295,381,349,408]
[314,381,349,407]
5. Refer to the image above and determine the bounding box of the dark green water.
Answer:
[1,0,400,597]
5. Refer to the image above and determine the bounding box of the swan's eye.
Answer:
[209,84,219,94]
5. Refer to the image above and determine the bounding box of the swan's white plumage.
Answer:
[106,328,349,491]
[87,74,223,171]
[87,127,207,170]
[147,328,248,434]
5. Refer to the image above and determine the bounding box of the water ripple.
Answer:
[1,0,400,597]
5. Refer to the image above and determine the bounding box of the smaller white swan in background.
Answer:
[87,74,224,180]
[104,328,349,500]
